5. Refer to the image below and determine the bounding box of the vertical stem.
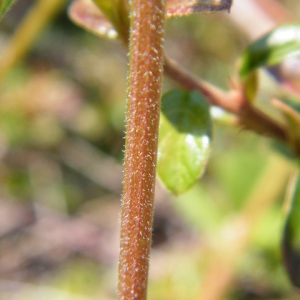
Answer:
[118,0,166,299]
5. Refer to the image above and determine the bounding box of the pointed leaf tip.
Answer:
[0,0,16,19]
[157,89,212,195]
[240,23,300,77]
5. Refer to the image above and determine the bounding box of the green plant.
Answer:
[1,0,300,299]
[69,0,300,297]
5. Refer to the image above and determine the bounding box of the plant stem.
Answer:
[0,0,67,83]
[118,0,166,299]
[197,154,294,300]
[164,56,289,145]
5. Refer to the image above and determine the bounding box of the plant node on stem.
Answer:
[164,56,291,147]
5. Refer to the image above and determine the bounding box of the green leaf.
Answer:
[240,24,300,77]
[282,171,300,288]
[157,89,212,195]
[0,0,15,18]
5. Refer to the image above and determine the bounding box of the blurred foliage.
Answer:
[0,0,15,19]
[240,23,300,77]
[0,1,299,300]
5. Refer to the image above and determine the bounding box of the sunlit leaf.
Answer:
[0,0,15,18]
[282,172,300,288]
[157,89,212,195]
[240,24,300,77]
[166,0,232,18]
[68,0,117,39]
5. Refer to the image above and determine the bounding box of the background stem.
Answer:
[0,0,67,83]
[118,0,166,299]
[196,154,294,300]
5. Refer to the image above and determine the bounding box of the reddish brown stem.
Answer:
[118,0,166,299]
[164,56,289,144]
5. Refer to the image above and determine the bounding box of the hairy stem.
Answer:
[118,0,166,299]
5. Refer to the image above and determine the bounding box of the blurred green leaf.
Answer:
[240,24,300,77]
[6,170,32,201]
[174,184,223,231]
[0,0,15,18]
[93,0,115,18]
[157,89,212,195]
[0,111,29,146]
[211,133,267,210]
[271,140,299,164]
[52,259,104,295]
[241,70,259,102]
[282,171,300,288]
